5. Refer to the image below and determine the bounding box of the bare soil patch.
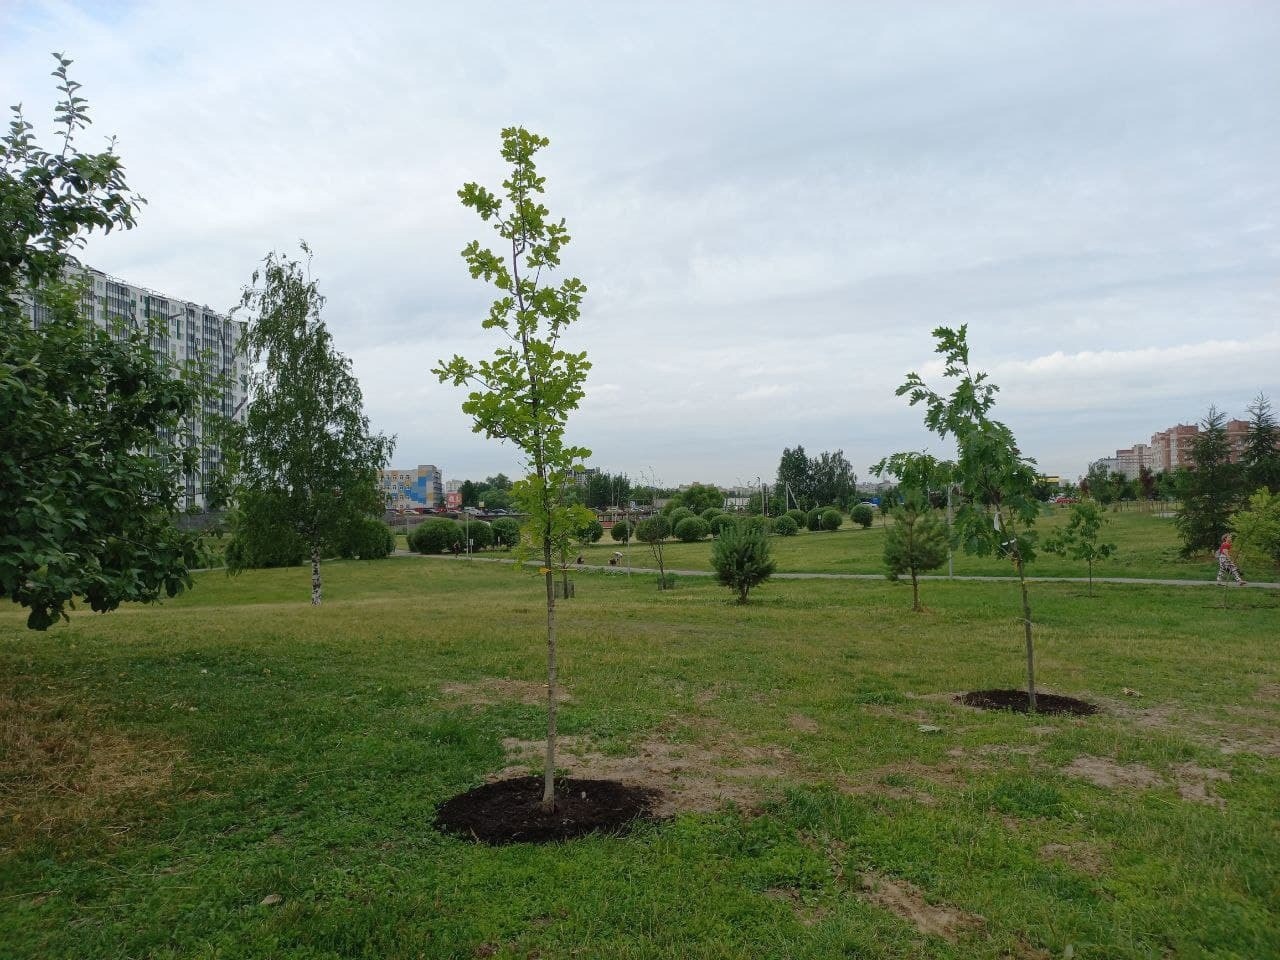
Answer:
[859,872,984,940]
[764,887,829,927]
[1172,763,1231,808]
[1063,755,1161,790]
[440,678,571,707]
[958,690,1098,716]
[788,713,819,733]
[435,775,657,844]
[1038,842,1105,876]
[0,690,182,846]
[496,734,787,817]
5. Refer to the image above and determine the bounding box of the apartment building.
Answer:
[21,262,247,509]
[379,464,445,510]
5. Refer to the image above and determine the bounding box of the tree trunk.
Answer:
[1087,559,1093,597]
[542,539,558,811]
[310,544,322,606]
[910,568,921,612]
[1016,555,1037,711]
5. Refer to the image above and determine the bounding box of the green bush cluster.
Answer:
[610,520,631,543]
[491,517,522,548]
[850,504,874,528]
[338,517,396,559]
[409,518,463,554]
[772,514,799,536]
[820,508,843,531]
[674,516,710,542]
[709,513,738,537]
[784,508,806,528]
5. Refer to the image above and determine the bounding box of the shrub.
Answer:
[635,515,673,589]
[850,504,874,528]
[225,502,307,568]
[578,519,604,544]
[711,519,777,603]
[667,507,695,529]
[741,515,773,534]
[709,513,737,537]
[409,517,463,554]
[465,519,494,550]
[883,507,949,611]
[491,517,522,549]
[820,509,843,531]
[773,514,799,536]
[700,508,724,524]
[784,508,806,528]
[339,517,395,559]
[805,508,822,531]
[610,520,631,543]
[674,516,710,542]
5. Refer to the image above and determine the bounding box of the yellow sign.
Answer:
[538,567,551,575]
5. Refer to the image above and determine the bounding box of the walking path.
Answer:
[394,552,1278,589]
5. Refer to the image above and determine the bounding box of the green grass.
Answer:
[2,559,1277,958]
[582,506,1246,582]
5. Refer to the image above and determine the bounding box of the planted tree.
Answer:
[610,519,631,543]
[1,57,211,630]
[874,453,951,611]
[226,246,393,605]
[896,326,1045,710]
[1242,394,1280,495]
[850,504,874,528]
[492,516,522,549]
[1231,489,1280,578]
[820,508,844,531]
[410,517,463,554]
[1175,406,1240,557]
[772,514,799,536]
[711,519,777,603]
[1043,500,1115,595]
[635,515,672,588]
[674,516,710,542]
[434,128,591,810]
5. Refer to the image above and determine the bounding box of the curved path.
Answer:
[395,552,1278,589]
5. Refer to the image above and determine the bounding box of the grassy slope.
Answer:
[2,559,1277,959]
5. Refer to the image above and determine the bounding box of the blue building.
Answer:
[379,464,444,510]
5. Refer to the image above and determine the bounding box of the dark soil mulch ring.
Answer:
[435,776,659,845]
[957,689,1099,716]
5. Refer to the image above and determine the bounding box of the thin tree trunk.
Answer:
[911,569,921,612]
[310,543,322,606]
[1016,555,1036,711]
[542,539,558,811]
[1087,559,1093,597]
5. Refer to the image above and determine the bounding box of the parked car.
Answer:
[1053,496,1078,505]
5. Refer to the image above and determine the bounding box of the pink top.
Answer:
[1218,538,1232,557]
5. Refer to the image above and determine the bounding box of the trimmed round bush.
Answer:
[339,517,395,559]
[409,517,463,554]
[850,504,874,528]
[700,508,724,524]
[741,515,773,535]
[634,515,670,543]
[805,508,822,531]
[578,519,604,543]
[784,508,806,528]
[674,516,710,542]
[610,520,631,543]
[709,513,738,537]
[465,519,494,550]
[667,507,695,529]
[491,517,521,549]
[772,514,799,536]
[820,509,843,531]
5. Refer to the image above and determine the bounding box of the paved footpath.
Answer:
[395,552,1278,589]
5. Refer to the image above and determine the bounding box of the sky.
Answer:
[3,0,1277,488]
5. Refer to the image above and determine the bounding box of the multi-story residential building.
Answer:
[1149,424,1201,472]
[21,262,247,510]
[379,464,444,510]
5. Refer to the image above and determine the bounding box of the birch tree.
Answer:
[435,128,590,811]
[227,246,393,604]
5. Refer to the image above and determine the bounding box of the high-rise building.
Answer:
[380,464,444,510]
[20,262,247,510]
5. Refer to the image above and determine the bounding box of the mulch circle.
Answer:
[435,776,660,845]
[957,689,1099,716]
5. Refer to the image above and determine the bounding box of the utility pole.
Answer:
[946,484,954,579]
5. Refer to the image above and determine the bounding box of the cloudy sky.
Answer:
[4,1,1277,487]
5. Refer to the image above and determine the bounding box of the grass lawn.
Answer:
[3,558,1277,958]
[577,507,1249,582]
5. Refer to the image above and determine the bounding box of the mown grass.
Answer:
[2,558,1276,959]
[579,506,1249,582]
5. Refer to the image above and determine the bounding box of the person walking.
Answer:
[1216,534,1246,586]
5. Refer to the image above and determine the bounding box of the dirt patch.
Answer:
[440,679,571,707]
[859,872,984,940]
[0,690,183,846]
[495,734,787,817]
[838,760,970,806]
[1038,842,1104,876]
[1062,755,1162,790]
[958,690,1098,716]
[1117,701,1280,758]
[435,775,657,844]
[788,713,819,733]
[1172,763,1231,808]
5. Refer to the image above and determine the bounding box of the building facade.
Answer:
[379,464,444,510]
[21,262,247,510]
